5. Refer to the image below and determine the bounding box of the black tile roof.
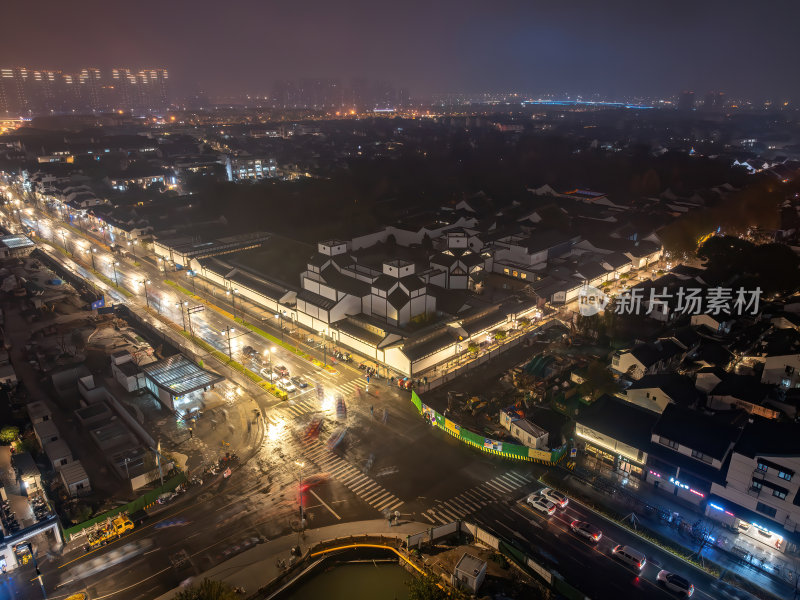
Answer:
[710,374,773,404]
[630,340,683,367]
[653,404,741,460]
[735,418,800,457]
[577,394,659,451]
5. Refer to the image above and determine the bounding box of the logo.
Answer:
[578,284,610,316]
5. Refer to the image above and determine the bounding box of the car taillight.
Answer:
[593,533,599,540]
[571,520,578,527]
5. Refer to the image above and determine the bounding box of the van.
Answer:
[612,545,646,570]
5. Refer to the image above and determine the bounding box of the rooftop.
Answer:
[577,394,659,451]
[142,354,224,397]
[653,404,742,460]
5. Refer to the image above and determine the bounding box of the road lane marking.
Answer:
[308,488,341,520]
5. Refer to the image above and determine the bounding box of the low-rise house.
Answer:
[60,461,90,497]
[575,394,659,485]
[452,553,487,593]
[647,405,740,505]
[612,339,684,380]
[44,439,73,470]
[500,407,549,450]
[707,373,779,420]
[708,420,800,554]
[32,421,60,448]
[624,374,702,414]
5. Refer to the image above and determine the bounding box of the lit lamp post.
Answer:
[140,279,151,309]
[320,330,326,366]
[295,459,306,539]
[111,260,119,286]
[60,229,69,255]
[222,326,235,359]
[276,311,284,342]
[267,346,276,376]
[128,239,136,259]
[89,247,97,270]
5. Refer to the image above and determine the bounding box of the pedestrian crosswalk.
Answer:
[276,431,404,514]
[279,379,366,418]
[424,471,534,525]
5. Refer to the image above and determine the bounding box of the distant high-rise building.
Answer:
[702,91,725,112]
[0,66,170,116]
[678,90,695,111]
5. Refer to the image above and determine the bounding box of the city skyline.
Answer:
[1,0,798,101]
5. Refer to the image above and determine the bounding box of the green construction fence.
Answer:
[62,472,186,541]
[411,391,567,464]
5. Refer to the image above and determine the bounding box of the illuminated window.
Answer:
[778,471,792,481]
[520,273,527,279]
[773,489,787,500]
[503,268,509,274]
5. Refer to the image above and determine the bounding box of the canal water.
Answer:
[285,561,412,600]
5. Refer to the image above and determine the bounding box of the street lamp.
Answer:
[295,460,306,538]
[140,279,151,309]
[111,260,119,286]
[227,288,239,320]
[221,326,235,359]
[60,229,69,255]
[128,239,136,259]
[320,330,326,366]
[267,346,276,376]
[275,311,284,342]
[89,247,97,270]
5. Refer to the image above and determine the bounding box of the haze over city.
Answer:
[1,0,799,99]
[0,2,799,600]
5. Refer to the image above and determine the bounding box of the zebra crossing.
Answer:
[281,379,365,418]
[424,471,534,525]
[266,416,404,514]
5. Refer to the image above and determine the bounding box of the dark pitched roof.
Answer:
[399,275,426,292]
[387,288,409,310]
[710,374,772,404]
[627,374,701,406]
[371,274,398,292]
[402,330,459,361]
[577,394,659,451]
[735,418,800,457]
[297,289,337,311]
[653,404,741,460]
[630,340,683,367]
[320,265,371,297]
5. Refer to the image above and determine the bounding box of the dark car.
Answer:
[291,376,308,388]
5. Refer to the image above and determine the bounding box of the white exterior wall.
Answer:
[575,422,647,465]
[329,296,361,322]
[384,347,411,376]
[625,387,671,414]
[710,453,800,534]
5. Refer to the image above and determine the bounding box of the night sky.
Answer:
[2,0,798,99]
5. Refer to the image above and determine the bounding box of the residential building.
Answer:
[624,373,702,414]
[452,553,487,593]
[708,420,800,554]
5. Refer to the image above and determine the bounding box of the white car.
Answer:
[657,570,694,596]
[539,487,569,508]
[279,378,296,392]
[570,520,602,542]
[526,493,556,516]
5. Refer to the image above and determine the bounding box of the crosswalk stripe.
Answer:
[386,500,404,512]
[484,480,511,494]
[338,472,362,485]
[498,474,525,488]
[329,464,350,477]
[362,488,386,502]
[464,490,488,503]
[350,481,373,494]
[369,491,393,506]
[375,496,399,511]
[437,508,460,522]
[490,479,516,492]
[504,472,529,485]
[479,482,504,496]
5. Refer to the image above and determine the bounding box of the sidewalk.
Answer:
[551,467,797,599]
[154,519,430,599]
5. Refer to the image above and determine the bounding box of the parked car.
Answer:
[242,345,256,358]
[260,368,277,381]
[279,377,296,392]
[612,545,646,570]
[291,376,308,388]
[657,570,694,597]
[275,365,289,377]
[570,520,602,542]
[539,487,569,508]
[526,493,556,516]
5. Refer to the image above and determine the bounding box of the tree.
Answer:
[0,426,20,444]
[578,360,618,401]
[408,575,449,600]
[467,342,479,355]
[494,330,507,342]
[173,579,239,600]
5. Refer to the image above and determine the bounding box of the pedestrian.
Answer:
[370,405,374,417]
[189,427,193,439]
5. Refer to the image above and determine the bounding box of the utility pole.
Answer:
[141,279,151,309]
[111,260,119,286]
[320,330,326,366]
[176,302,187,331]
[222,326,235,359]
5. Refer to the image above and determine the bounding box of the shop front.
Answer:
[706,496,793,555]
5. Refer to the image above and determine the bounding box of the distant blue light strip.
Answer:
[521,100,654,109]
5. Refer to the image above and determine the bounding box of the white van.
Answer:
[612,545,646,570]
